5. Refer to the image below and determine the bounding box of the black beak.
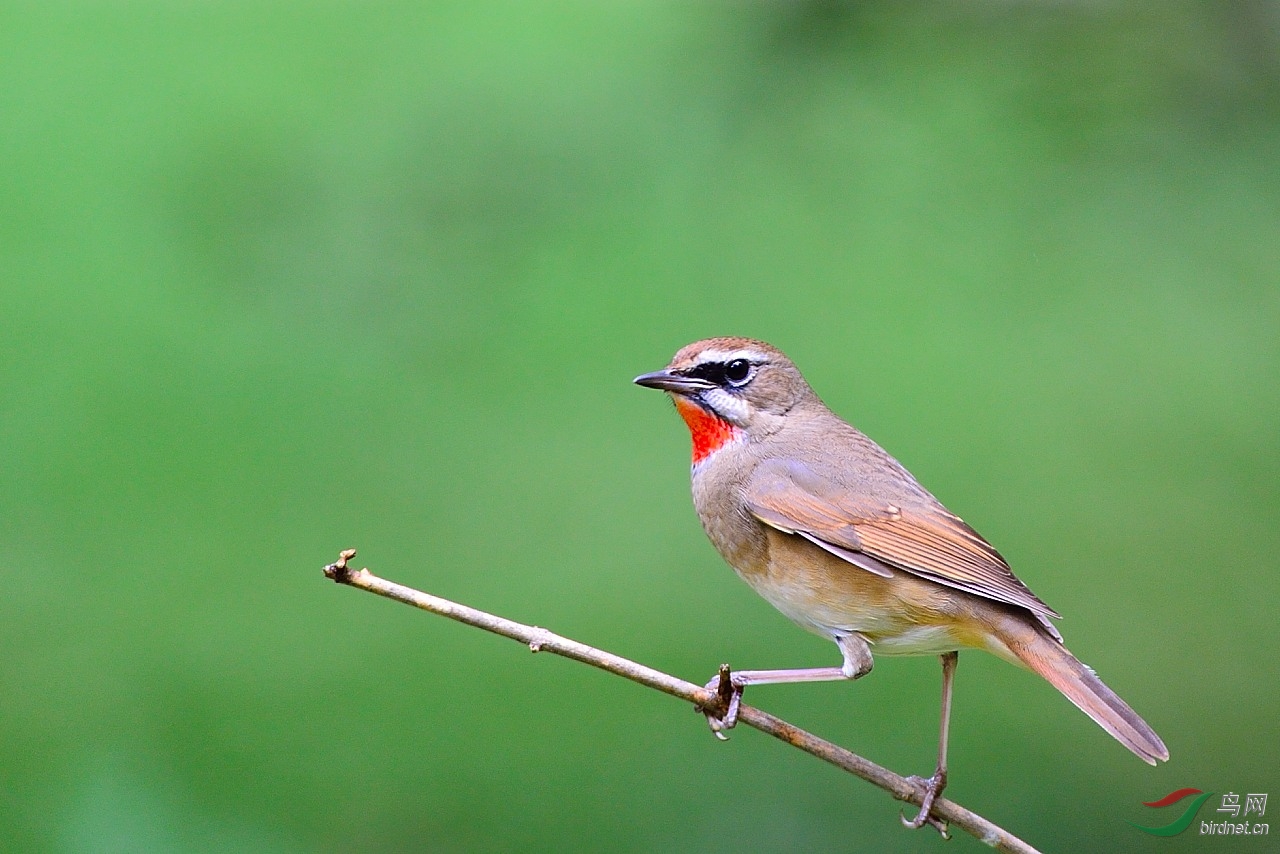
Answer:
[633,369,716,394]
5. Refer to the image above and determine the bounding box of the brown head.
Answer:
[634,337,822,461]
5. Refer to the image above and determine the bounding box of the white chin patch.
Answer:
[702,387,750,425]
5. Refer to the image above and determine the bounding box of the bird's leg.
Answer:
[702,634,873,739]
[902,650,958,837]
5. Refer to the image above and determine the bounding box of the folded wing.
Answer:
[746,457,1062,639]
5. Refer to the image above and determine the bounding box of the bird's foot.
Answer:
[900,771,949,838]
[698,664,743,740]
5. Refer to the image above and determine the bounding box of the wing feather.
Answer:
[745,458,1061,634]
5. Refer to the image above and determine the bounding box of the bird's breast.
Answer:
[689,449,768,573]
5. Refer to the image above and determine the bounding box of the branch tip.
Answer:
[324,548,361,584]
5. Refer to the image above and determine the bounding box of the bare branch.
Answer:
[323,549,1041,854]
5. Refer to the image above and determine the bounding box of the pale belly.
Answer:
[741,568,977,656]
[732,527,1005,659]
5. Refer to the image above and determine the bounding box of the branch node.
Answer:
[528,627,553,653]
[697,663,734,719]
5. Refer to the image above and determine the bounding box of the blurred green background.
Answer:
[3,2,1278,852]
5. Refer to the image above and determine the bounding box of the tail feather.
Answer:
[1001,622,1169,764]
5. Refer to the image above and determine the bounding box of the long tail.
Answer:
[997,618,1169,764]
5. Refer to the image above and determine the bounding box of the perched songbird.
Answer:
[634,337,1167,831]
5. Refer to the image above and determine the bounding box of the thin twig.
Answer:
[322,549,1041,854]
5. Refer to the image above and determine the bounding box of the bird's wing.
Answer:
[745,458,1061,630]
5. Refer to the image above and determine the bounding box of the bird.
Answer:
[634,336,1167,832]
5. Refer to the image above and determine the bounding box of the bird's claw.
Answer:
[699,664,743,739]
[900,772,949,838]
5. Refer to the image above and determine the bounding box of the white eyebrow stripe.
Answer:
[696,349,767,364]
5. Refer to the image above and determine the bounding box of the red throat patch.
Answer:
[673,397,739,464]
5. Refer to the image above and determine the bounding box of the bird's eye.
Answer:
[724,358,751,386]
